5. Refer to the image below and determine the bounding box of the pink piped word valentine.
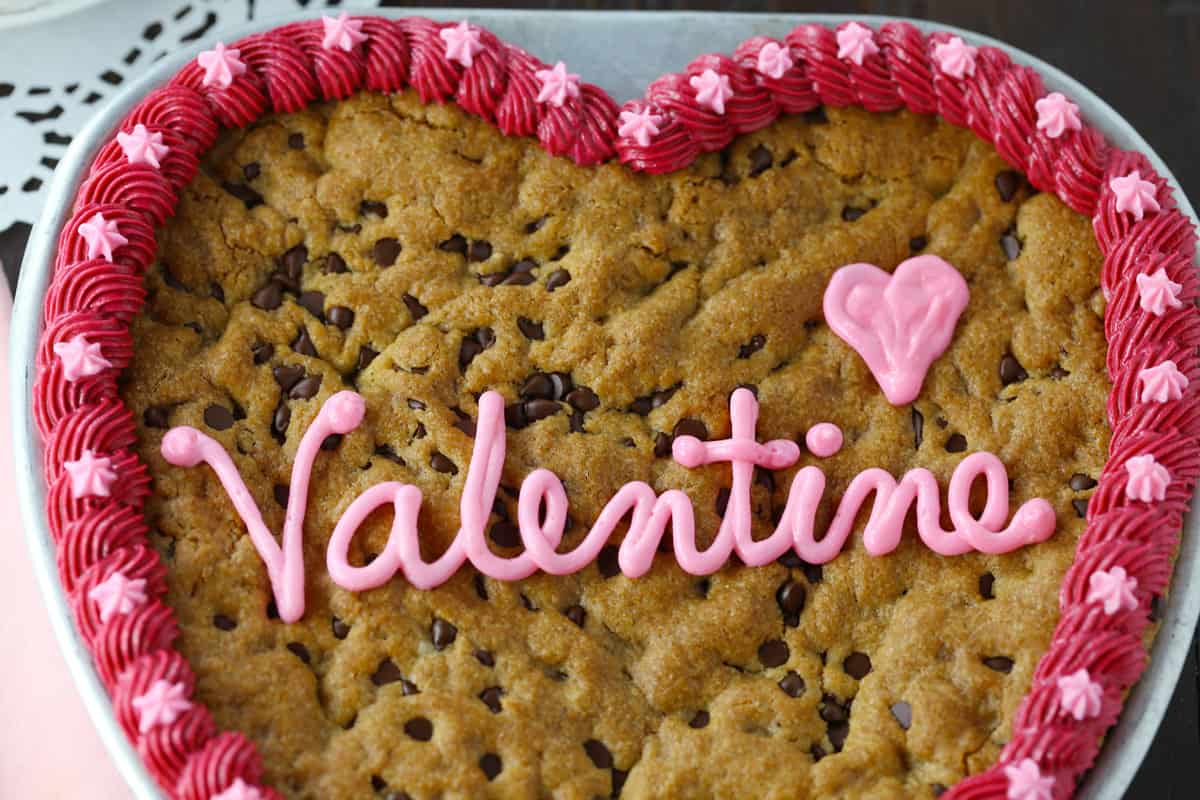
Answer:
[823,255,970,406]
[163,388,1055,623]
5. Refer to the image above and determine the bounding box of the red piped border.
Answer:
[31,16,1199,800]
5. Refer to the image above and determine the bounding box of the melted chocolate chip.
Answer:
[281,244,308,276]
[242,162,260,180]
[843,652,872,679]
[545,268,571,291]
[1000,230,1022,260]
[430,617,457,650]
[209,282,225,303]
[933,784,948,797]
[292,328,318,357]
[490,521,521,548]
[842,205,867,222]
[251,282,283,311]
[373,238,401,267]
[401,293,427,321]
[598,545,621,578]
[356,346,379,372]
[564,604,586,628]
[499,270,536,286]
[517,317,544,340]
[328,306,355,330]
[430,451,458,475]
[715,488,731,516]
[653,432,673,458]
[584,739,613,769]
[360,200,388,218]
[322,434,343,451]
[331,617,350,639]
[674,418,708,441]
[371,658,404,686]
[404,717,433,741]
[524,399,561,422]
[287,132,305,149]
[979,572,996,599]
[524,217,547,234]
[323,252,348,274]
[779,671,805,697]
[758,639,790,668]
[438,234,468,254]
[298,290,325,320]
[748,144,773,176]
[983,656,1014,673]
[999,354,1028,385]
[143,406,169,429]
[475,649,495,667]
[213,613,236,631]
[738,334,766,358]
[204,404,235,431]
[468,239,493,262]
[479,753,502,781]
[287,642,311,664]
[290,375,323,400]
[479,686,504,713]
[521,373,555,400]
[1073,498,1089,518]
[776,580,806,626]
[890,701,912,729]
[273,364,304,391]
[251,342,274,364]
[273,483,289,507]
[995,170,1022,202]
[689,710,710,728]
[945,433,967,453]
[221,181,263,209]
[374,444,403,464]
[828,720,850,752]
[909,235,928,252]
[1070,473,1097,491]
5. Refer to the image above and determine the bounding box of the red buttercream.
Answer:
[70,544,169,643]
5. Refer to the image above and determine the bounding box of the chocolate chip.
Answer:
[479,753,502,781]
[828,720,849,751]
[251,282,283,310]
[1070,473,1097,491]
[995,170,1022,202]
[322,306,352,330]
[1073,498,1089,518]
[584,739,612,769]
[748,144,773,176]
[290,375,322,400]
[204,404,235,430]
[398,293,427,322]
[242,162,260,180]
[564,604,586,628]
[331,617,350,639]
[370,776,387,792]
[653,432,673,458]
[499,270,536,286]
[1150,594,1166,622]
[431,617,457,650]
[842,205,867,222]
[490,521,521,548]
[909,235,928,252]
[267,600,279,619]
[1000,230,1022,260]
[801,562,823,584]
[297,290,325,320]
[890,701,912,729]
[673,418,707,440]
[404,717,433,741]
[565,387,599,412]
[273,483,289,507]
[287,642,311,664]
[459,339,483,370]
[758,639,789,668]
[911,407,924,449]
[517,317,544,340]
[143,406,169,428]
[689,710,710,728]
[322,434,342,451]
[522,399,559,424]
[213,613,236,631]
[468,240,493,262]
[521,373,554,400]
[374,444,403,464]
[359,200,388,218]
[545,268,571,291]
[598,545,620,578]
[1051,365,1070,380]
[251,342,274,364]
[524,217,547,234]
[738,334,766,358]
[843,652,872,679]
[292,328,318,357]
[551,244,570,261]
[779,671,805,697]
[273,364,304,391]
[426,451,457,475]
[979,572,995,599]
[715,488,731,516]
[438,234,468,254]
[287,132,305,149]
[777,580,806,626]
[933,785,948,797]
[281,244,308,276]
[323,252,348,274]
[221,181,263,209]
[569,411,585,432]
[475,649,495,667]
[983,656,1014,673]
[373,238,401,267]
[206,282,225,304]
[479,686,504,713]
[356,346,379,372]
[999,354,1028,385]
[371,658,404,686]
[945,433,967,453]
[548,372,571,399]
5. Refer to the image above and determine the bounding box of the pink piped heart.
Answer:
[823,255,969,405]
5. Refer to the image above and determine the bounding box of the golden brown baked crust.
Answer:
[122,91,1108,799]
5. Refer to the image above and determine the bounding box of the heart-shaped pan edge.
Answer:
[29,15,1200,800]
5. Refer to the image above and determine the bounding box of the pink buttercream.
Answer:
[213,779,265,800]
[52,334,111,382]
[63,450,116,499]
[805,422,843,458]
[1138,359,1188,403]
[88,571,148,623]
[534,62,581,108]
[617,108,663,147]
[1003,758,1055,800]
[1110,170,1161,221]
[756,41,794,80]
[932,35,977,79]
[689,68,733,115]
[131,680,192,733]
[321,13,367,52]
[1035,92,1081,139]
[196,42,246,90]
[76,212,128,262]
[1086,565,1139,615]
[439,20,483,68]
[1123,453,1170,501]
[823,255,970,406]
[1136,268,1184,315]
[836,21,879,65]
[1056,668,1103,721]
[115,124,169,169]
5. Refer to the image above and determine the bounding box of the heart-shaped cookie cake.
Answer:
[34,15,1199,800]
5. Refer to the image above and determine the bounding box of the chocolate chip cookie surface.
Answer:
[123,90,1107,799]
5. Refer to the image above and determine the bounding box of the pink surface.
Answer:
[0,272,128,798]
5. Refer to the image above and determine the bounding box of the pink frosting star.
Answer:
[1124,453,1170,502]
[1136,268,1184,315]
[836,21,879,66]
[1109,170,1161,221]
[321,13,367,52]
[87,571,148,623]
[439,21,483,69]
[756,41,794,80]
[1004,758,1055,800]
[618,108,663,147]
[1086,565,1139,615]
[197,42,246,90]
[63,450,117,499]
[132,679,192,733]
[1035,92,1082,139]
[213,778,265,800]
[689,68,733,115]
[1138,359,1189,403]
[932,35,978,79]
[535,61,581,108]
[53,333,112,381]
[1056,668,1103,721]
[77,212,128,262]
[116,124,169,169]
